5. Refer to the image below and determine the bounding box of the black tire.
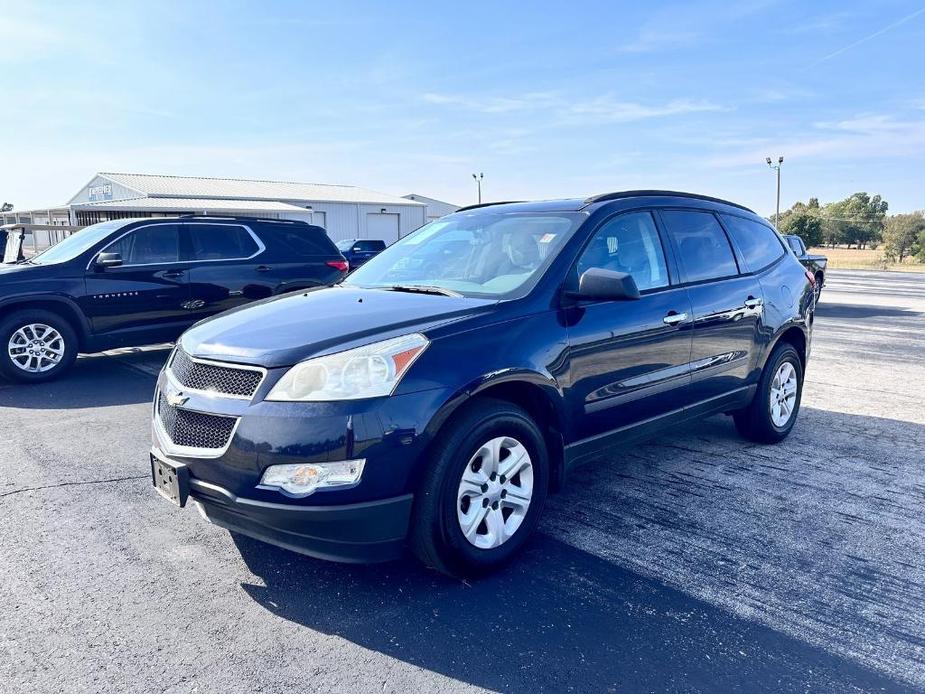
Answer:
[410,398,549,577]
[733,342,803,443]
[814,273,824,302]
[0,309,78,383]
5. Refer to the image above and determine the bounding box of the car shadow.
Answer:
[230,408,914,692]
[0,347,166,409]
[815,302,920,320]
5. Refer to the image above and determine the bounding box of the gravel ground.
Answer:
[0,269,923,693]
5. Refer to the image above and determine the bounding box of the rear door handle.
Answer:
[663,311,688,326]
[256,265,271,272]
[744,296,763,309]
[163,270,185,279]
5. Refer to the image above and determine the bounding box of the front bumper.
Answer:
[188,473,413,563]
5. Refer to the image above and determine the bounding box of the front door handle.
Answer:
[256,265,271,272]
[163,270,184,279]
[663,311,688,326]
[744,296,763,309]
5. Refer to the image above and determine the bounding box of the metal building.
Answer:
[2,172,428,244]
[402,193,460,222]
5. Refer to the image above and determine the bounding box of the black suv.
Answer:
[0,216,347,382]
[151,191,814,576]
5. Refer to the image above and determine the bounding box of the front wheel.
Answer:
[733,342,803,443]
[0,310,78,383]
[410,398,549,577]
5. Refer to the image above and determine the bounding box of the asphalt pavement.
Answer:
[0,270,923,693]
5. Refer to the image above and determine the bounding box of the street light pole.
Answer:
[472,172,483,204]
[765,156,784,229]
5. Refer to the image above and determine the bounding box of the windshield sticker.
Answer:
[539,233,556,244]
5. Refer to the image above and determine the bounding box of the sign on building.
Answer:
[88,184,113,202]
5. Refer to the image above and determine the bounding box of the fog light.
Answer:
[258,460,365,498]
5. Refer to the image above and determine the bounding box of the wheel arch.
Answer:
[422,371,568,492]
[0,296,90,349]
[767,324,807,370]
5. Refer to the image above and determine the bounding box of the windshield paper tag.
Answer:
[539,233,556,243]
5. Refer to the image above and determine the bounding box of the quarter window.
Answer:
[661,210,738,283]
[576,211,669,291]
[187,224,259,261]
[106,224,180,265]
[721,214,785,272]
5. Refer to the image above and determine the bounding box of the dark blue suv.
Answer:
[150,191,815,576]
[0,216,347,382]
[335,238,387,269]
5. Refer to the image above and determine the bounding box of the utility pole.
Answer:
[472,172,483,204]
[765,156,783,229]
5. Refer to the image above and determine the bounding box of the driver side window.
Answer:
[105,224,180,265]
[577,212,669,292]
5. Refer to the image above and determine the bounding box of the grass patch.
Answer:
[809,247,925,272]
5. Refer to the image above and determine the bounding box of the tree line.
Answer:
[775,192,925,263]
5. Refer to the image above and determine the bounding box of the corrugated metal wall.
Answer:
[279,201,426,243]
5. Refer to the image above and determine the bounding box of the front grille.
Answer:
[169,348,263,398]
[157,394,237,450]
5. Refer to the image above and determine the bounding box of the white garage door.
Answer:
[311,211,326,229]
[366,213,400,244]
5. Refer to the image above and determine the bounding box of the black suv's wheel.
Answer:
[733,342,803,443]
[0,310,78,383]
[410,398,549,577]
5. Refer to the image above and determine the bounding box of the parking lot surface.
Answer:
[1,270,923,693]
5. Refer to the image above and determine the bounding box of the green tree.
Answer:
[822,193,888,249]
[882,212,925,263]
[779,197,823,247]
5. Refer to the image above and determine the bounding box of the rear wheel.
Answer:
[814,272,824,302]
[410,398,549,577]
[0,310,78,383]
[733,342,803,443]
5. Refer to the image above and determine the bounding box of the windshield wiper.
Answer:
[385,284,461,297]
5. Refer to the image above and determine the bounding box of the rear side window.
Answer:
[660,210,738,283]
[577,211,669,291]
[786,236,804,255]
[265,225,338,256]
[721,215,785,272]
[187,224,259,261]
[356,240,386,252]
[106,224,180,265]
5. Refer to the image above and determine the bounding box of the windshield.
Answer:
[335,239,355,251]
[344,211,584,298]
[29,219,139,265]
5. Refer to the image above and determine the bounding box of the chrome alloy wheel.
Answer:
[7,323,65,373]
[457,436,534,549]
[769,361,798,427]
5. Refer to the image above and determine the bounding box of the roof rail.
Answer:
[175,214,305,224]
[582,190,753,213]
[454,200,526,213]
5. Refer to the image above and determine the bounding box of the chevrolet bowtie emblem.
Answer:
[166,390,189,407]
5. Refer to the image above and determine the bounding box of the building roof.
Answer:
[71,197,312,213]
[402,193,460,207]
[96,172,425,206]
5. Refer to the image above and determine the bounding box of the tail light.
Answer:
[805,269,816,287]
[327,259,349,273]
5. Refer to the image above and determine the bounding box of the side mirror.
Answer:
[95,252,123,269]
[569,268,640,301]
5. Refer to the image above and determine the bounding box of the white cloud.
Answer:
[422,91,726,125]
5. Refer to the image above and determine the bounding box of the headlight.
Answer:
[259,459,365,497]
[266,333,429,401]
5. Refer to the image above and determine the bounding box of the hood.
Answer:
[0,262,64,282]
[180,285,496,367]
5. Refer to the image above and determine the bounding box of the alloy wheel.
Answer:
[456,436,534,550]
[769,361,798,427]
[7,323,66,373]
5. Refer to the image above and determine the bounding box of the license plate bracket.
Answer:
[151,453,190,507]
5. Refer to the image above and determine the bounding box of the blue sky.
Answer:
[2,0,924,215]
